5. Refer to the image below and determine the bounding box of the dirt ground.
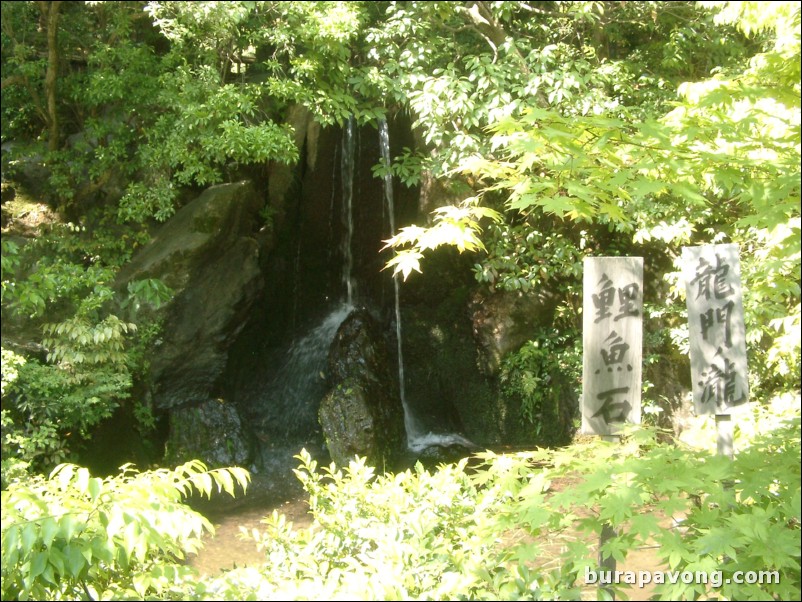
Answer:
[187,495,313,576]
[187,472,675,601]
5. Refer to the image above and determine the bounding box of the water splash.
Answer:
[405,431,477,454]
[259,303,353,439]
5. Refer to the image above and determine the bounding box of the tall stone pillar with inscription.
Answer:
[581,257,643,436]
[683,244,749,457]
[683,244,749,415]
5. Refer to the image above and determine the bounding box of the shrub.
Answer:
[1,460,249,601]
[209,405,799,601]
[3,406,797,601]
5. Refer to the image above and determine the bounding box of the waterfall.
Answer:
[260,303,353,439]
[266,118,359,429]
[379,119,476,454]
[379,119,422,446]
[341,116,356,305]
[252,118,472,463]
[254,120,359,445]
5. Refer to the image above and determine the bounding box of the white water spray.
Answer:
[261,303,352,438]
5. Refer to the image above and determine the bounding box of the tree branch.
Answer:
[456,1,548,105]
[518,3,554,16]
[1,75,27,90]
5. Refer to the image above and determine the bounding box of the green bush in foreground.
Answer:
[489,410,801,601]
[209,404,799,601]
[3,403,798,601]
[1,461,249,600]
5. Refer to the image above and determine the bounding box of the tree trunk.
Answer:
[39,1,62,152]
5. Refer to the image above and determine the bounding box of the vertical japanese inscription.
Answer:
[683,244,749,415]
[582,257,643,435]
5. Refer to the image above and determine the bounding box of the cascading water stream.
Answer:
[259,303,353,440]
[378,119,419,443]
[255,118,472,465]
[341,116,356,305]
[380,119,475,454]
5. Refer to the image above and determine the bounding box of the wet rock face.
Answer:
[116,181,265,412]
[470,288,559,376]
[326,309,389,383]
[319,309,406,468]
[164,399,255,468]
[111,181,264,468]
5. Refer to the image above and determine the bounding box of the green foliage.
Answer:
[384,1,800,405]
[205,450,519,600]
[1,219,170,480]
[1,218,145,317]
[384,201,501,279]
[1,460,249,601]
[2,2,162,205]
[0,239,21,302]
[42,315,136,366]
[124,278,174,312]
[1,5,800,598]
[1,347,131,479]
[2,405,797,601]
[380,1,753,272]
[491,409,801,601]
[365,0,740,183]
[118,65,299,222]
[196,405,800,601]
[474,218,586,295]
[500,332,582,431]
[3,1,316,221]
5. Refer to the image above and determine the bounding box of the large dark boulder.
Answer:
[319,309,406,468]
[469,288,559,377]
[116,180,265,411]
[164,398,255,468]
[113,181,266,467]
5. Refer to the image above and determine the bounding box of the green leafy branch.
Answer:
[1,460,249,601]
[383,201,501,279]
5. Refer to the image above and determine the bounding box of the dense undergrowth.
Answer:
[2,399,799,601]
